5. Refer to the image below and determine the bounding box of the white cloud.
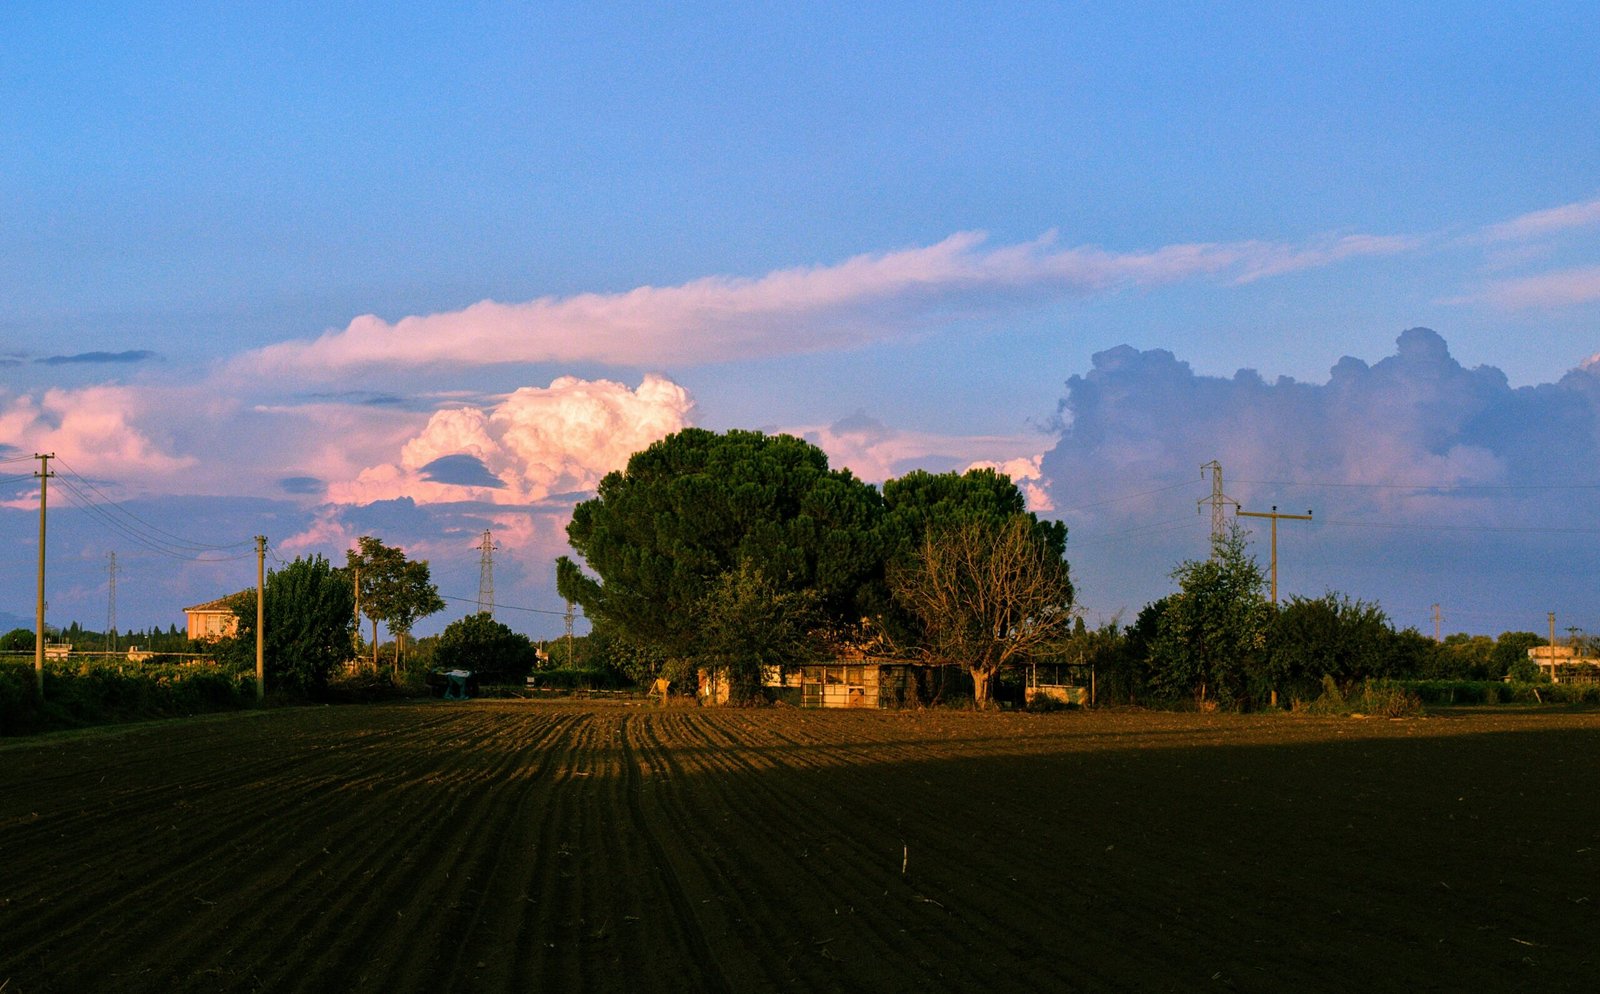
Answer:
[0,385,195,480]
[1474,264,1600,310]
[235,228,1412,379]
[965,454,1055,512]
[328,374,696,506]
[1481,196,1600,242]
[798,411,1047,488]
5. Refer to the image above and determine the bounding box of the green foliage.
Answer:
[1426,633,1497,680]
[1,658,253,736]
[1395,679,1600,705]
[700,562,823,701]
[1261,592,1393,701]
[1492,632,1547,680]
[888,513,1074,706]
[1300,676,1423,717]
[1507,655,1547,684]
[1088,599,1166,704]
[576,621,669,685]
[347,536,446,674]
[1147,526,1270,707]
[526,667,634,691]
[559,428,883,665]
[1,628,34,652]
[877,468,1068,642]
[434,613,540,682]
[224,555,355,697]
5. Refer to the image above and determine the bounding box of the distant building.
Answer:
[1528,645,1599,683]
[184,593,249,642]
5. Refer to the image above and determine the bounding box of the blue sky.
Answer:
[4,3,1600,641]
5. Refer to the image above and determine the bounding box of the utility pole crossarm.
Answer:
[1235,505,1313,604]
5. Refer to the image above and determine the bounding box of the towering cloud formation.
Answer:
[1042,328,1600,626]
[329,374,696,506]
[1047,327,1600,503]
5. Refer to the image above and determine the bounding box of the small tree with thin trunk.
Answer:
[888,514,1074,707]
[347,536,444,679]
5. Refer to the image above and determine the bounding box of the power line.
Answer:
[1236,477,1600,493]
[51,475,256,561]
[1067,516,1197,547]
[1321,518,1600,535]
[438,592,574,618]
[52,458,254,553]
[1057,477,1195,513]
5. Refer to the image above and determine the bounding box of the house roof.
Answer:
[183,591,252,613]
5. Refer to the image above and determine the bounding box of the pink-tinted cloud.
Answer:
[328,375,696,506]
[1481,196,1600,242]
[797,411,1047,489]
[0,385,195,479]
[965,454,1055,512]
[1473,264,1600,310]
[235,229,1412,378]
[1233,234,1423,283]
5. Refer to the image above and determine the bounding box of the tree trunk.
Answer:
[371,619,379,671]
[971,667,994,708]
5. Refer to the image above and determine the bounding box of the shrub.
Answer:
[526,667,633,691]
[1,659,254,736]
[1300,676,1423,717]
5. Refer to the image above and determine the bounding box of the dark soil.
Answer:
[1,702,1595,992]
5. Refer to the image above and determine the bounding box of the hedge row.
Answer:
[1397,679,1600,705]
[0,659,257,736]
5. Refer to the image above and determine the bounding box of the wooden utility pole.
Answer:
[1432,603,1442,643]
[1548,611,1557,681]
[564,600,575,667]
[256,535,267,701]
[1235,505,1312,604]
[34,453,54,700]
[352,565,362,654]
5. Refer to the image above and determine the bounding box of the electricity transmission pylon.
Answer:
[1198,460,1239,552]
[477,530,497,617]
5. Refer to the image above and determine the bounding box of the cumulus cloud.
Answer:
[0,385,195,478]
[1038,327,1600,622]
[329,374,696,506]
[234,228,1411,379]
[965,454,1055,512]
[799,411,1045,487]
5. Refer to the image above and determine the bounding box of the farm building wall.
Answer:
[760,662,969,709]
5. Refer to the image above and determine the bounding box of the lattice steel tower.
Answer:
[1197,460,1239,552]
[477,530,497,617]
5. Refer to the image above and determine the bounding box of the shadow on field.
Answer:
[0,703,1593,994]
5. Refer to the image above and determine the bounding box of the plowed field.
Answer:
[1,701,1596,992]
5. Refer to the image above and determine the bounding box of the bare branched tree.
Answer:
[889,514,1074,706]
